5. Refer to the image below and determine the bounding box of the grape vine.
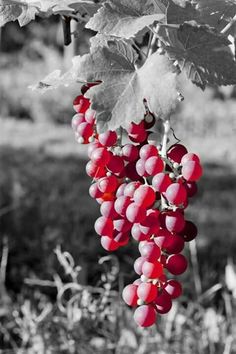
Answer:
[1,0,236,329]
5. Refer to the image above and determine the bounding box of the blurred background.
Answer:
[0,16,236,354]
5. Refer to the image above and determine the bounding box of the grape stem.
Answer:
[161,119,171,210]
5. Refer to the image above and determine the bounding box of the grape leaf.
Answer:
[167,0,236,33]
[69,40,178,132]
[0,0,100,27]
[158,23,236,88]
[0,0,23,26]
[86,0,165,39]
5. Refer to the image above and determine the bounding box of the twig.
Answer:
[189,239,202,298]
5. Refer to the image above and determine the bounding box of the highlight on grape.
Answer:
[72,86,203,327]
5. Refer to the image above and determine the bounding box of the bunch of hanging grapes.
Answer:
[71,84,202,328]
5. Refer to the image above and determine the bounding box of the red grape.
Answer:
[166,254,188,275]
[133,305,157,327]
[122,284,138,307]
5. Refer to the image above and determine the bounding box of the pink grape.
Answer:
[114,231,129,246]
[122,144,139,162]
[131,223,150,242]
[114,196,132,217]
[126,203,146,223]
[166,254,188,275]
[73,95,90,113]
[180,220,198,242]
[98,176,118,193]
[87,141,102,158]
[94,216,113,237]
[155,292,172,314]
[165,183,187,205]
[133,305,157,327]
[77,122,94,141]
[100,200,118,219]
[165,211,185,233]
[152,173,172,193]
[182,161,203,181]
[154,228,172,249]
[163,280,182,299]
[89,183,103,199]
[142,260,163,279]
[124,181,142,198]
[71,113,85,130]
[145,156,164,176]
[127,121,145,135]
[134,256,147,275]
[136,159,149,177]
[139,144,158,160]
[116,183,127,197]
[164,234,184,254]
[122,284,139,307]
[129,130,147,143]
[101,236,120,251]
[181,152,200,165]
[91,147,110,166]
[84,108,96,125]
[98,130,117,146]
[184,181,198,198]
[167,144,188,163]
[140,241,161,261]
[125,162,142,181]
[114,218,132,232]
[86,161,106,179]
[137,282,158,303]
[107,155,125,175]
[133,185,156,208]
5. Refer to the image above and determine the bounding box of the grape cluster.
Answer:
[71,88,202,328]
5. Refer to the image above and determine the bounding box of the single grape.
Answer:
[154,228,172,249]
[125,162,143,181]
[136,159,149,177]
[89,182,104,199]
[155,292,172,314]
[107,155,125,175]
[116,183,127,197]
[139,144,158,160]
[126,203,146,223]
[94,216,113,237]
[184,181,198,198]
[131,223,150,242]
[71,113,85,130]
[122,144,139,162]
[137,282,158,303]
[165,211,185,233]
[181,152,200,165]
[91,147,111,167]
[167,144,188,163]
[145,156,164,176]
[127,121,145,135]
[114,218,132,233]
[114,231,129,246]
[124,181,142,198]
[100,200,119,219]
[179,220,198,242]
[122,284,139,307]
[73,95,90,113]
[182,161,203,181]
[164,234,185,254]
[114,196,132,217]
[133,185,156,208]
[85,108,96,125]
[98,130,117,147]
[101,236,120,251]
[134,256,147,275]
[98,175,118,193]
[165,183,187,205]
[86,161,106,179]
[166,254,188,275]
[77,122,94,142]
[142,260,163,279]
[129,130,148,143]
[163,280,182,299]
[133,305,157,327]
[87,141,102,158]
[140,241,161,261]
[152,173,172,193]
